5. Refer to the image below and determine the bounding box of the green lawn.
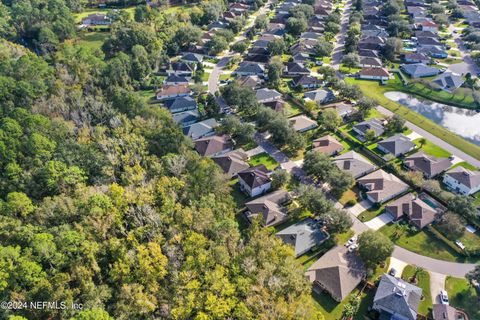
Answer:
[311,289,374,320]
[229,179,249,209]
[344,77,480,161]
[445,277,479,320]
[458,229,480,251]
[451,161,478,171]
[334,229,355,246]
[358,204,385,223]
[283,101,303,117]
[369,257,390,282]
[401,265,432,315]
[338,187,360,206]
[248,152,279,170]
[413,138,452,158]
[73,6,136,23]
[76,31,108,51]
[380,222,462,262]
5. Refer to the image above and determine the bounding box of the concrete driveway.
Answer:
[430,272,446,304]
[388,257,409,277]
[348,199,373,217]
[365,212,394,230]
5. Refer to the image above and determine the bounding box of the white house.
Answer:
[443,166,480,195]
[358,67,390,81]
[237,165,272,197]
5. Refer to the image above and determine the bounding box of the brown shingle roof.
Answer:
[194,135,233,157]
[312,135,344,155]
[359,67,390,77]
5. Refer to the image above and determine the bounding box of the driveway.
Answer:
[430,272,447,304]
[364,212,394,230]
[347,199,373,217]
[254,132,290,163]
[388,257,408,276]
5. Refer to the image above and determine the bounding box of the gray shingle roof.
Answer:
[255,88,282,102]
[333,151,377,178]
[172,109,200,126]
[353,118,385,137]
[238,165,272,189]
[400,63,441,78]
[163,96,197,113]
[212,149,250,177]
[245,189,289,227]
[374,274,422,320]
[276,218,329,257]
[404,151,452,177]
[183,118,218,140]
[445,166,480,189]
[377,134,415,156]
[357,170,409,203]
[432,72,465,91]
[304,89,334,103]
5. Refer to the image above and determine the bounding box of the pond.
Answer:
[384,91,480,146]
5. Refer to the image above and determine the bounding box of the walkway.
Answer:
[376,105,480,167]
[364,212,394,230]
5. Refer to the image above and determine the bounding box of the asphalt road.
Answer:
[331,0,352,70]
[376,105,480,167]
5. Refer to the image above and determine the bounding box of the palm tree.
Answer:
[418,138,427,149]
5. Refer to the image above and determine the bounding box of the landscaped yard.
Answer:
[458,229,480,251]
[445,277,480,320]
[248,152,279,170]
[358,204,385,223]
[283,101,303,117]
[338,187,360,206]
[413,138,452,158]
[401,265,432,316]
[311,288,374,320]
[344,77,480,161]
[76,31,109,51]
[380,222,462,262]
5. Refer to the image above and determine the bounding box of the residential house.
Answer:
[334,151,377,178]
[237,75,263,89]
[404,151,452,178]
[234,62,265,76]
[419,20,439,32]
[415,30,439,38]
[183,118,218,140]
[322,101,356,118]
[443,166,480,195]
[403,52,430,64]
[377,134,415,157]
[358,49,380,58]
[284,62,310,76]
[289,115,318,132]
[300,31,322,40]
[181,53,203,64]
[263,100,285,113]
[306,246,366,302]
[432,72,465,93]
[172,110,200,127]
[385,193,443,229]
[81,13,111,25]
[163,96,197,113]
[256,88,282,103]
[164,74,189,85]
[353,118,385,139]
[194,134,234,157]
[373,274,422,320]
[416,37,443,48]
[418,46,448,59]
[304,89,335,104]
[276,218,329,257]
[358,57,383,68]
[238,165,272,197]
[169,62,194,77]
[400,63,441,78]
[156,84,192,100]
[432,304,463,320]
[357,169,409,204]
[212,149,250,177]
[312,135,344,156]
[292,75,323,89]
[358,67,390,80]
[292,53,311,63]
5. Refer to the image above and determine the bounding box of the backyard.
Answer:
[248,152,279,170]
[311,288,375,320]
[445,277,480,320]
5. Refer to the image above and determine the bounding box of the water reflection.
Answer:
[384,91,480,145]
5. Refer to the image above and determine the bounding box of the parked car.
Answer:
[455,240,466,250]
[345,236,357,247]
[440,290,449,305]
[348,244,358,252]
[389,268,397,277]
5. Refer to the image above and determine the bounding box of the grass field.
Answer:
[76,31,108,51]
[445,277,480,320]
[450,161,478,170]
[311,289,374,320]
[380,222,461,262]
[359,204,385,223]
[248,152,279,170]
[401,265,432,315]
[345,77,480,161]
[338,188,360,206]
[73,7,136,23]
[413,138,452,158]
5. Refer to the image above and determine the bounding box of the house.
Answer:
[212,149,250,177]
[163,96,197,113]
[238,165,272,197]
[334,151,377,178]
[377,134,415,157]
[353,118,385,139]
[432,304,462,320]
[245,189,289,225]
[181,52,203,64]
[304,89,335,104]
[164,74,189,85]
[385,193,443,228]
[357,170,409,204]
[169,62,194,76]
[306,246,366,302]
[172,109,200,127]
[312,135,344,156]
[415,30,439,38]
[432,72,465,93]
[400,63,441,78]
[358,57,383,68]
[81,13,111,25]
[418,46,448,59]
[276,218,329,257]
[358,49,380,58]
[322,102,356,118]
[289,115,318,132]
[417,37,443,48]
[403,52,430,64]
[284,62,310,76]
[194,134,234,157]
[256,88,282,103]
[404,151,452,178]
[263,100,285,113]
[237,75,263,89]
[300,31,322,40]
[358,67,390,80]
[373,274,422,320]
[183,118,218,140]
[419,20,439,32]
[156,84,192,100]
[292,75,323,89]
[234,62,265,76]
[292,53,311,63]
[443,166,480,195]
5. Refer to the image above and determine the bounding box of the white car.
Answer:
[440,290,449,305]
[348,244,358,252]
[345,236,357,247]
[455,240,466,250]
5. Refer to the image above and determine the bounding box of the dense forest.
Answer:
[0,0,322,319]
